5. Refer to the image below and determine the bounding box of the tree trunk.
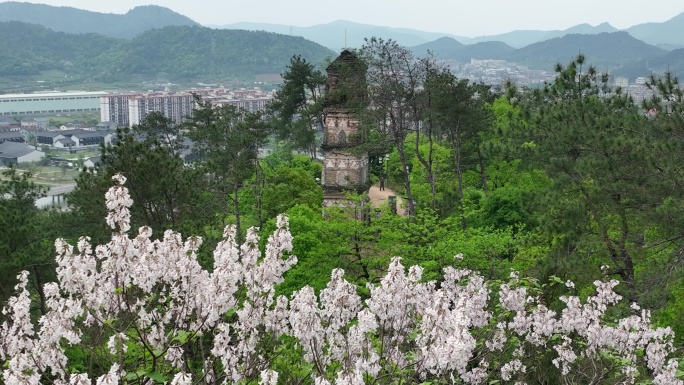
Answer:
[478,148,489,197]
[396,138,416,219]
[32,265,47,316]
[254,161,265,229]
[233,181,242,246]
[449,125,466,229]
[414,124,436,210]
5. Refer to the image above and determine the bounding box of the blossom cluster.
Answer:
[0,174,681,384]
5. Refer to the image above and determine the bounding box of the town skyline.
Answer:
[4,0,684,38]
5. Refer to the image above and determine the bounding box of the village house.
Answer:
[0,131,25,145]
[0,141,44,165]
[20,117,49,129]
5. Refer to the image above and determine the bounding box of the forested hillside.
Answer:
[616,47,684,78]
[0,2,198,38]
[103,26,335,79]
[0,21,119,76]
[0,22,335,82]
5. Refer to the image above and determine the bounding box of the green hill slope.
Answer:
[411,37,466,58]
[100,26,336,80]
[0,21,119,76]
[0,22,335,83]
[412,38,514,61]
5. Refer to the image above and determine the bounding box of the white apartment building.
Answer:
[203,87,274,113]
[100,94,131,128]
[128,92,195,127]
[614,77,629,88]
[100,92,196,128]
[100,88,274,128]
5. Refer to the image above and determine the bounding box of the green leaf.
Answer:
[124,370,146,381]
[145,370,166,383]
[172,330,191,344]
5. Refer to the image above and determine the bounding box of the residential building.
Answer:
[128,92,195,127]
[100,94,131,127]
[207,88,274,113]
[0,132,24,144]
[0,117,20,132]
[19,127,41,142]
[37,129,112,147]
[21,117,49,129]
[635,77,648,85]
[614,77,629,88]
[100,87,274,128]
[83,156,101,168]
[70,131,108,147]
[36,131,63,146]
[54,137,76,149]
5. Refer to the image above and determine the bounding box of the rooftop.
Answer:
[0,91,109,99]
[0,141,41,159]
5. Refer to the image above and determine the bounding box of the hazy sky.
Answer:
[8,0,684,37]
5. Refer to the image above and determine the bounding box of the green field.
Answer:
[1,164,80,185]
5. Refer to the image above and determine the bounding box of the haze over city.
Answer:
[5,0,684,37]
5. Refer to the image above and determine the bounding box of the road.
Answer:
[368,184,406,216]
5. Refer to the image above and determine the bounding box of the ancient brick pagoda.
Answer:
[321,50,370,211]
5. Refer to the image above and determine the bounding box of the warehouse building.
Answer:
[0,91,108,116]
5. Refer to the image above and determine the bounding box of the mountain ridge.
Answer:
[2,2,684,49]
[0,1,198,38]
[215,14,684,50]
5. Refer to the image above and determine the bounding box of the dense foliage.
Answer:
[0,22,335,81]
[1,176,681,384]
[0,21,118,77]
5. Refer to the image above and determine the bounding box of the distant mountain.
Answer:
[459,30,551,48]
[503,32,667,71]
[0,22,334,82]
[541,22,618,41]
[462,23,620,48]
[627,12,684,47]
[215,19,470,51]
[215,14,684,51]
[412,38,514,61]
[461,41,516,60]
[411,37,465,58]
[0,2,198,38]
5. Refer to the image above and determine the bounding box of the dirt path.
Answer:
[368,184,406,216]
